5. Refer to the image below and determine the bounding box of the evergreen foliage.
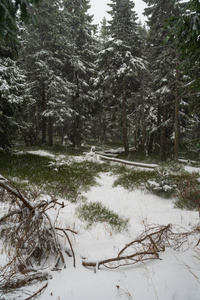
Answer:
[19,0,97,147]
[95,0,146,154]
[166,0,200,152]
[0,0,40,45]
[0,57,29,150]
[63,0,97,147]
[0,0,199,159]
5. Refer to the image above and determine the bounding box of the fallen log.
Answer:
[98,155,158,169]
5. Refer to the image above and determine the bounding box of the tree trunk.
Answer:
[121,96,129,155]
[174,55,179,161]
[41,117,46,145]
[41,83,46,144]
[160,104,167,159]
[140,78,146,153]
[48,116,53,147]
[76,114,81,148]
[156,100,161,154]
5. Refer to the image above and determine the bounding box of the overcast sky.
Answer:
[89,0,147,25]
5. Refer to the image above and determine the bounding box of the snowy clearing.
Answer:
[40,173,200,300]
[0,152,200,300]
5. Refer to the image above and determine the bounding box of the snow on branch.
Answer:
[98,154,158,169]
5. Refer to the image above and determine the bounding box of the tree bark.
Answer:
[121,96,129,155]
[41,83,46,144]
[174,54,179,161]
[156,100,161,154]
[48,116,53,146]
[140,77,146,153]
[160,103,167,159]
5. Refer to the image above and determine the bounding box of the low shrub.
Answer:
[0,152,109,201]
[175,174,200,210]
[77,201,129,232]
[146,167,178,198]
[112,166,156,191]
[146,178,177,198]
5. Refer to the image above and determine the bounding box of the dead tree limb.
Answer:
[98,155,158,169]
[118,224,170,257]
[55,227,76,267]
[24,282,48,300]
[0,179,34,210]
[0,176,76,294]
[82,250,160,270]
[82,223,199,271]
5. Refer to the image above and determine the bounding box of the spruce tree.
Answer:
[20,0,74,146]
[96,0,145,154]
[0,57,29,150]
[143,0,189,159]
[167,0,200,153]
[63,0,97,147]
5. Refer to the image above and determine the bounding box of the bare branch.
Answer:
[0,177,76,295]
[82,223,199,271]
[0,209,22,223]
[55,228,76,267]
[24,282,48,300]
[0,180,34,210]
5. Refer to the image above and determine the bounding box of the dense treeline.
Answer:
[0,0,199,160]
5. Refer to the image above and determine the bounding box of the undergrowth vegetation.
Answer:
[0,148,199,212]
[77,201,129,232]
[0,151,109,201]
[112,163,200,211]
[175,174,200,210]
[112,165,157,190]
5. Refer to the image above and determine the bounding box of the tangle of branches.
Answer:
[0,176,76,296]
[82,222,200,271]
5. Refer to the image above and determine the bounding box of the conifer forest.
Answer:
[0,0,200,160]
[0,1,200,299]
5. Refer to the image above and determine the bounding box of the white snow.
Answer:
[1,154,200,300]
[36,172,200,300]
[27,150,55,158]
[185,165,200,174]
[98,155,158,169]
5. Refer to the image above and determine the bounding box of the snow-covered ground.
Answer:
[1,153,200,300]
[38,172,200,300]
[37,174,200,299]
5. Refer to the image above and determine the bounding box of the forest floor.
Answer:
[0,148,200,300]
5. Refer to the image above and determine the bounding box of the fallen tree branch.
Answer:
[82,223,199,271]
[0,176,76,294]
[118,224,170,257]
[0,209,22,223]
[24,282,48,300]
[82,250,160,270]
[98,155,158,169]
[55,227,76,267]
[0,179,34,210]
